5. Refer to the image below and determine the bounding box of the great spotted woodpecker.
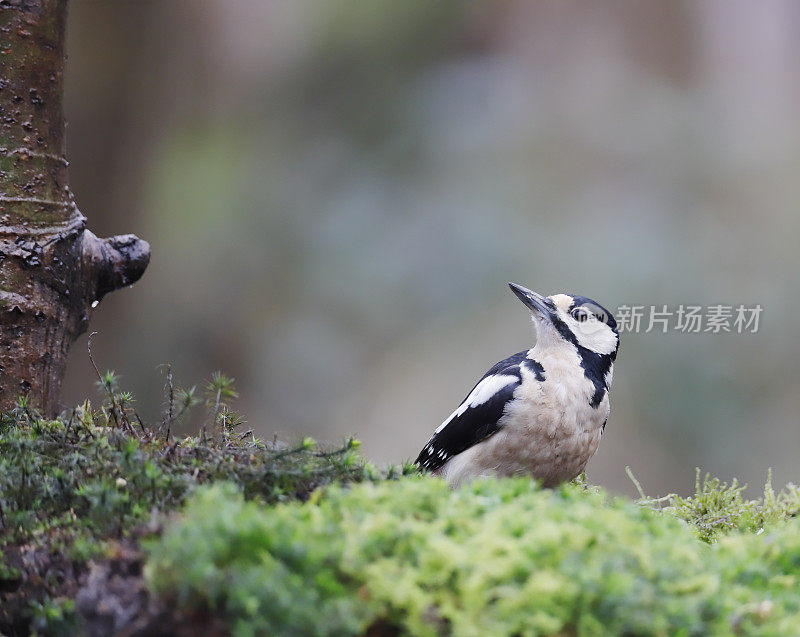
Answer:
[416,282,619,487]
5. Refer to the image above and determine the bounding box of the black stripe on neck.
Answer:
[524,358,546,381]
[550,315,616,408]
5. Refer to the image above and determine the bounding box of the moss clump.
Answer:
[0,380,381,635]
[0,404,365,547]
[632,468,800,543]
[146,477,800,637]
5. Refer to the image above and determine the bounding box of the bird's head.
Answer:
[508,282,619,359]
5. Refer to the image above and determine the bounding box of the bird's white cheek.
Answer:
[573,324,618,355]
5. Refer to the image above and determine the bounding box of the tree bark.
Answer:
[0,0,149,415]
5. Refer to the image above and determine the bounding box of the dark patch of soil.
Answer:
[1,536,227,637]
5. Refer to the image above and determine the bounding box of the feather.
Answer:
[415,351,533,472]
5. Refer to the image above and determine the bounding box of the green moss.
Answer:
[633,468,800,542]
[146,478,800,636]
[3,376,799,636]
[0,381,384,635]
[0,551,20,582]
[28,597,80,636]
[0,402,368,548]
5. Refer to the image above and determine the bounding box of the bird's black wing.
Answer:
[415,351,530,472]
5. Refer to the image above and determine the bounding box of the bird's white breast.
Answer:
[442,346,609,487]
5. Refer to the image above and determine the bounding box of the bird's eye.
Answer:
[571,308,590,322]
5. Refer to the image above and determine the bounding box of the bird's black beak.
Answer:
[509,283,553,321]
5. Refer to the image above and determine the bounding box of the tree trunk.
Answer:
[0,0,149,415]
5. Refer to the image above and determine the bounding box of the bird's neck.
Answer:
[529,341,615,402]
[529,339,580,367]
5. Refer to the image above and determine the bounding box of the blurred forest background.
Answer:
[60,0,800,496]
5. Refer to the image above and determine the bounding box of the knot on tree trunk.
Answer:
[82,230,150,303]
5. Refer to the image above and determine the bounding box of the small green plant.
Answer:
[29,597,80,636]
[630,467,800,542]
[204,370,239,440]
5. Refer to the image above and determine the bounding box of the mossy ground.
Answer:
[0,374,396,635]
[149,478,800,637]
[1,377,799,636]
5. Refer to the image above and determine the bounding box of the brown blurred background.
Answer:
[60,0,800,497]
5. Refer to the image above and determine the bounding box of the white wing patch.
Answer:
[434,373,519,434]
